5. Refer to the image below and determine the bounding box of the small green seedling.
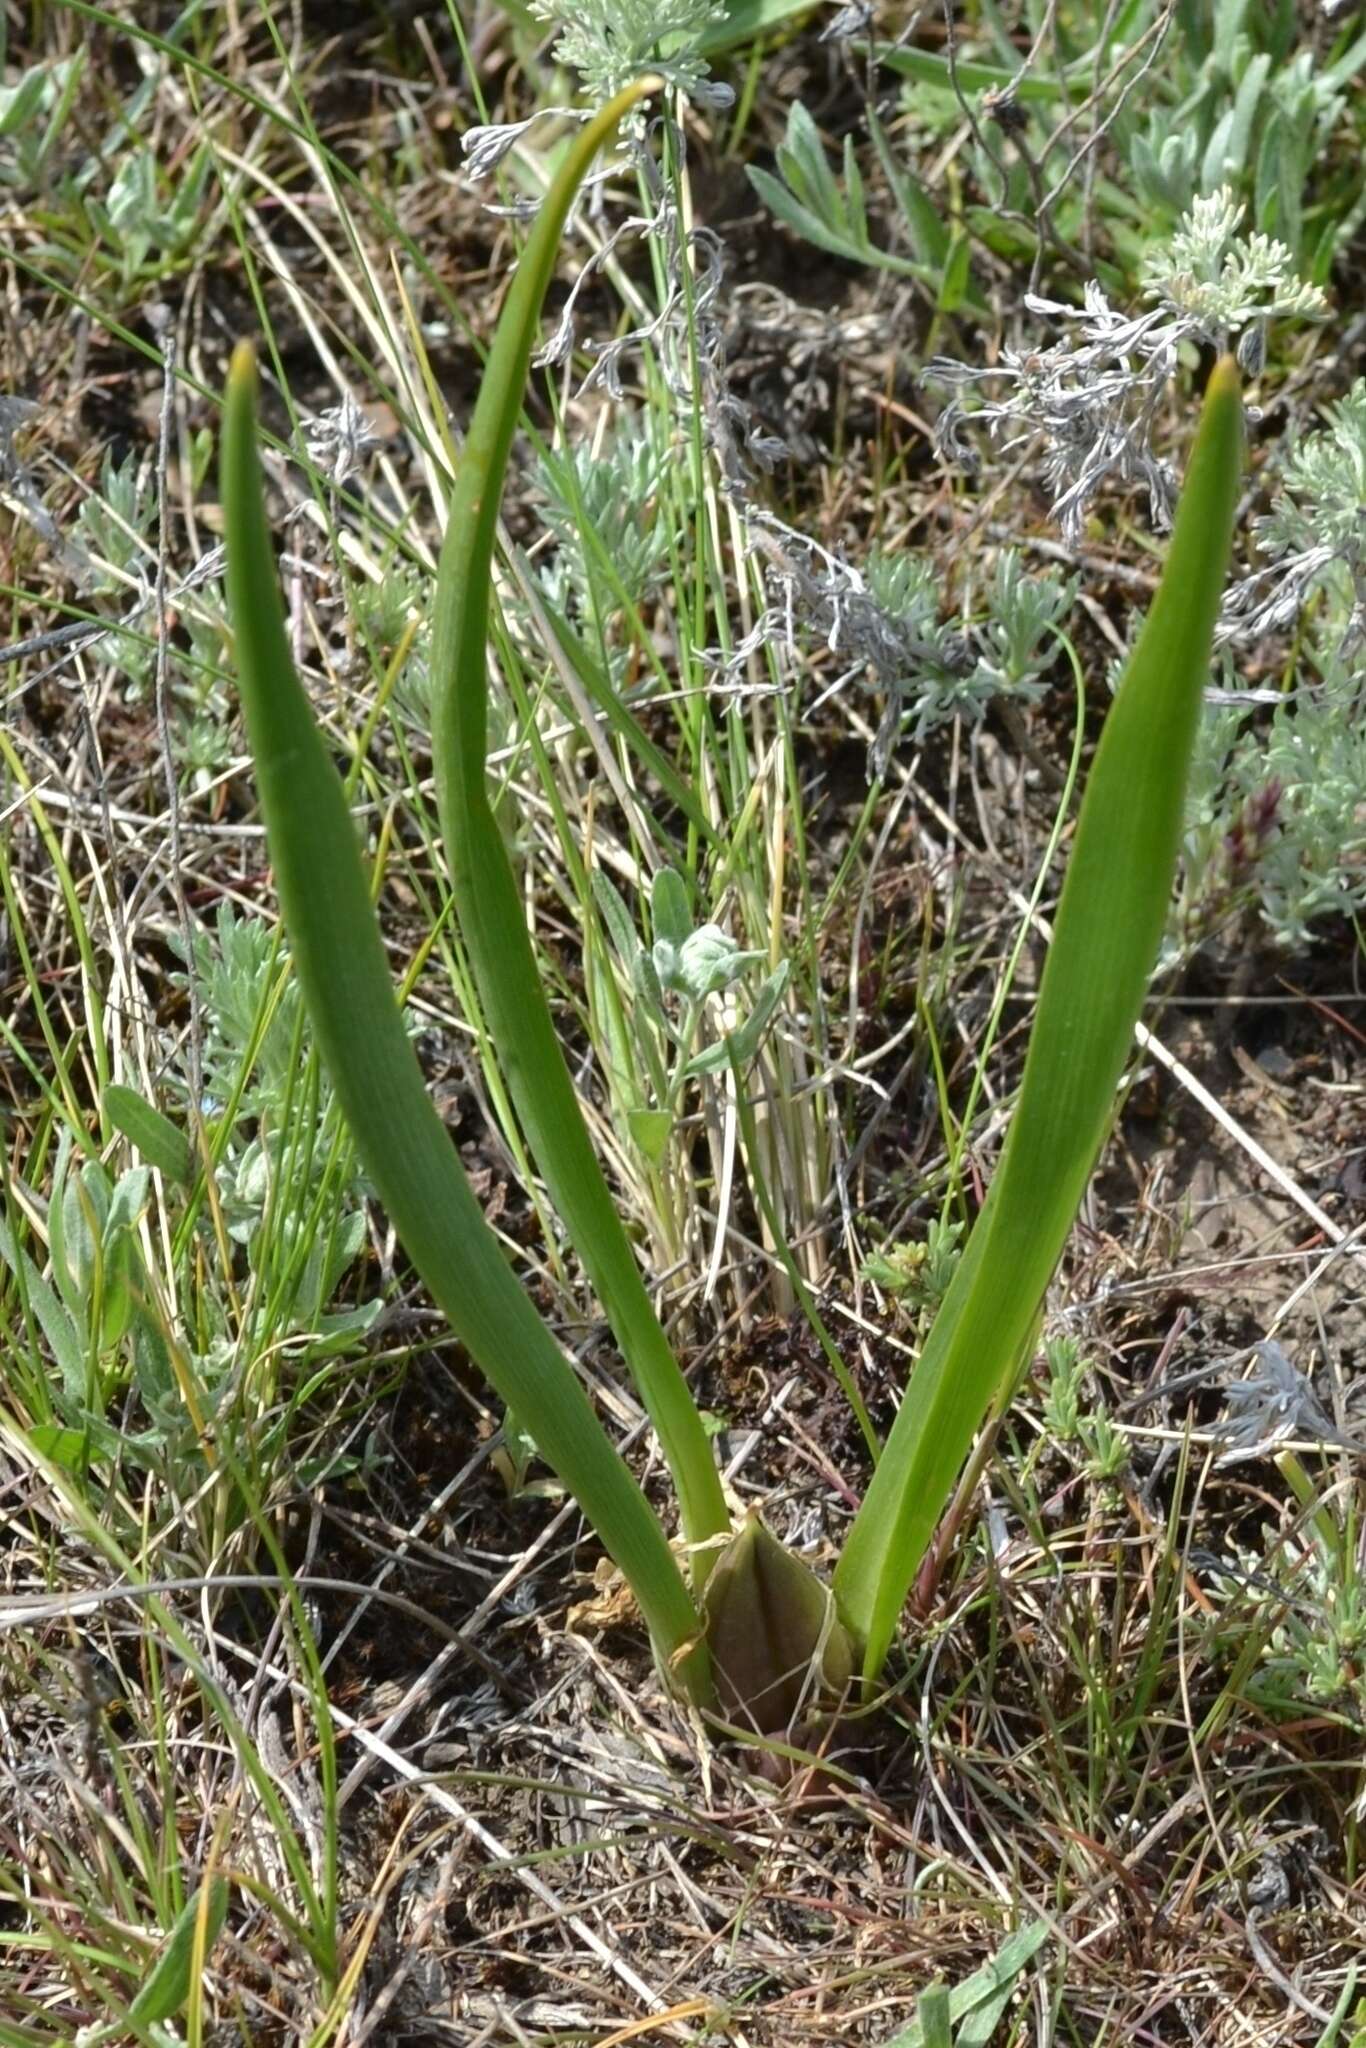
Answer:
[880,1919,1049,2048]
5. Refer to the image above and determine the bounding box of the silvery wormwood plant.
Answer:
[933,188,1365,951]
[1222,375,1366,655]
[933,186,1327,545]
[530,0,729,106]
[459,0,732,199]
[1176,378,1366,950]
[708,523,1075,775]
[171,905,382,1356]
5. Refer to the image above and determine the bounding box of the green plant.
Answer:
[866,546,1076,749]
[747,100,937,285]
[224,77,1243,1722]
[1037,1335,1130,1484]
[1175,377,1366,950]
[880,1919,1048,2048]
[860,1216,964,1321]
[934,185,1323,549]
[1120,0,1366,271]
[533,0,725,102]
[86,139,215,290]
[591,862,788,1174]
[861,0,1366,289]
[0,49,85,190]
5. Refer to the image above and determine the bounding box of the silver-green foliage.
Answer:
[1181,687,1366,951]
[536,424,672,655]
[1184,380,1366,949]
[172,906,379,1349]
[73,450,152,594]
[0,1133,185,1475]
[1231,378,1366,646]
[1126,0,1366,266]
[0,50,85,189]
[531,0,723,102]
[1039,1336,1129,1486]
[746,101,936,283]
[353,560,434,718]
[863,547,1074,750]
[1142,185,1329,331]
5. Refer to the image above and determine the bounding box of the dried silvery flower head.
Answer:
[303,393,381,491]
[1215,1340,1364,1466]
[932,188,1326,545]
[930,288,1182,545]
[461,107,589,183]
[1221,377,1366,653]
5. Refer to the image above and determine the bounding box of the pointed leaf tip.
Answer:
[228,340,258,397]
[1207,353,1240,399]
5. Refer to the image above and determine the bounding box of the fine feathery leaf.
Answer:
[834,357,1245,1684]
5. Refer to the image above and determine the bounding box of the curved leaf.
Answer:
[834,359,1246,1683]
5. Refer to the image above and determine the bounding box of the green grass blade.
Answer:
[834,358,1245,1684]
[429,80,731,1570]
[879,1921,1049,2047]
[221,345,708,1701]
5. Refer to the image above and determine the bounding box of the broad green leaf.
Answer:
[777,101,844,225]
[27,1424,94,1472]
[745,164,870,265]
[125,1880,229,2028]
[748,121,934,283]
[651,866,692,952]
[104,1082,194,1185]
[1324,24,1366,89]
[697,0,817,54]
[428,85,731,1570]
[842,136,868,250]
[835,360,1244,1683]
[871,41,1076,99]
[1202,50,1268,189]
[915,1986,952,2048]
[592,871,645,975]
[628,1108,674,1165]
[867,100,951,271]
[0,1217,86,1403]
[222,85,712,1700]
[936,231,972,315]
[741,159,933,278]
